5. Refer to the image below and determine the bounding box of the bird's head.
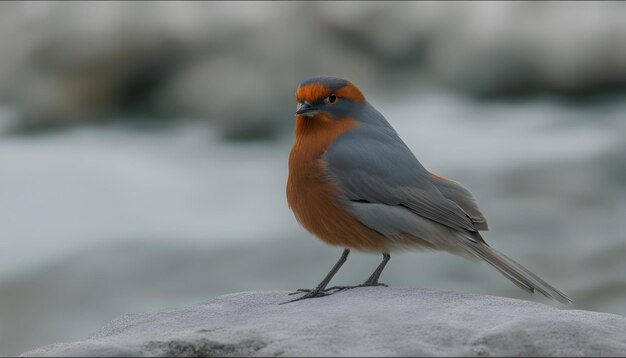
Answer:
[295,76,365,121]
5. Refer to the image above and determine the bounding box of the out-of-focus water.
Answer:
[1,91,625,355]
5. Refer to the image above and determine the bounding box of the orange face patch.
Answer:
[295,83,332,104]
[335,83,365,102]
[295,82,365,104]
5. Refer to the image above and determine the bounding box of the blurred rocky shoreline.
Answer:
[1,2,626,138]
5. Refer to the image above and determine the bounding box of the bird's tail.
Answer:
[461,233,572,304]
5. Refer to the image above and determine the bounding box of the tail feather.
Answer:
[461,235,572,304]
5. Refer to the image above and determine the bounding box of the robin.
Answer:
[285,76,571,304]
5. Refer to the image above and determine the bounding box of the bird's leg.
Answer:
[281,248,350,304]
[327,253,391,292]
[363,252,391,286]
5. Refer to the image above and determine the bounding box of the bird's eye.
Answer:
[325,94,337,104]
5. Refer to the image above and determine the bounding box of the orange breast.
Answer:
[287,114,389,251]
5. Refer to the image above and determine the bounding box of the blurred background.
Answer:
[1,1,626,355]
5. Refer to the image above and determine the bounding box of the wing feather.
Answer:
[427,173,488,230]
[323,124,479,234]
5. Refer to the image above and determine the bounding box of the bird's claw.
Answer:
[280,289,331,304]
[283,282,388,303]
[288,288,312,296]
[287,287,342,296]
[326,282,388,292]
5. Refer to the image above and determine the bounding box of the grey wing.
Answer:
[427,174,488,231]
[323,124,479,235]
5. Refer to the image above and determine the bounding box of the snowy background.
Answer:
[1,1,626,356]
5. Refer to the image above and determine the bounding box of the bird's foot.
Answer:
[288,281,387,296]
[287,287,338,296]
[281,288,333,304]
[326,281,388,292]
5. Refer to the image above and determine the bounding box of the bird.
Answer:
[284,76,571,305]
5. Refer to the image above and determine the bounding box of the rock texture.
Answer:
[21,288,626,357]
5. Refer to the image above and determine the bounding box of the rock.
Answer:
[20,289,626,357]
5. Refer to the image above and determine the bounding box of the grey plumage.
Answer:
[324,102,480,233]
[321,99,571,304]
[460,233,571,304]
[429,175,488,231]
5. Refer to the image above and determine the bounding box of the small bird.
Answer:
[285,76,571,304]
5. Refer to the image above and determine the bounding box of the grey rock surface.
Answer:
[21,288,626,357]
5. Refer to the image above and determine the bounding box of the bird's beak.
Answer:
[295,102,318,116]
